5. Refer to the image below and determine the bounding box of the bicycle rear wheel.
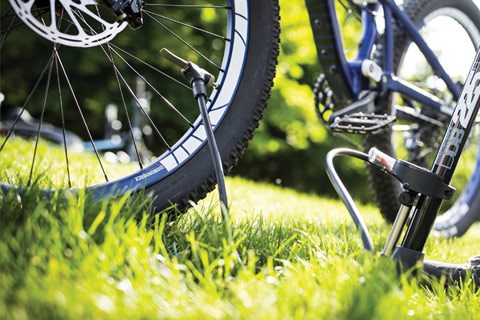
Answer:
[0,0,280,213]
[365,0,480,237]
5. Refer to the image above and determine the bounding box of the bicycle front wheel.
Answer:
[365,0,480,237]
[0,0,280,213]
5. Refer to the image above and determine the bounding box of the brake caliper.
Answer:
[103,0,144,29]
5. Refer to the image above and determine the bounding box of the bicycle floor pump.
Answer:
[160,48,232,240]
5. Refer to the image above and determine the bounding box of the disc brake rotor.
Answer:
[8,0,127,47]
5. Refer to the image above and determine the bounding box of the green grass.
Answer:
[0,138,138,188]
[1,175,480,319]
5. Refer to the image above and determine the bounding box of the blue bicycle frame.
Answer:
[306,0,460,115]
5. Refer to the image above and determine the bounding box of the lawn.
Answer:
[1,175,479,319]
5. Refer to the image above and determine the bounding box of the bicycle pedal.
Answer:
[329,112,396,135]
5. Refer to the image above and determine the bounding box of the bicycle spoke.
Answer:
[144,10,229,41]
[28,53,55,186]
[53,47,110,182]
[108,46,194,127]
[105,57,172,151]
[0,9,17,49]
[144,10,223,71]
[54,58,72,188]
[114,69,145,169]
[145,4,230,9]
[0,8,51,49]
[0,7,68,41]
[108,44,191,91]
[0,7,48,28]
[71,4,114,35]
[0,55,54,152]
[106,45,145,169]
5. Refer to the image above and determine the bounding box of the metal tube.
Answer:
[381,205,411,256]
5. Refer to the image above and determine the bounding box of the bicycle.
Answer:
[0,0,479,285]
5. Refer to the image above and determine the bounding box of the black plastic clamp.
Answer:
[394,159,455,200]
[368,148,455,200]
